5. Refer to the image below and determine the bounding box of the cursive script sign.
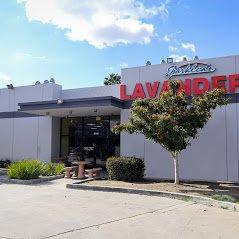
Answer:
[166,63,216,79]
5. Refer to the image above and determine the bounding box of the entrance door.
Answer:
[60,116,120,167]
[83,116,109,167]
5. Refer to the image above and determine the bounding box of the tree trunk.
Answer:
[173,155,179,184]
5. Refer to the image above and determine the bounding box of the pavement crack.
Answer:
[42,202,194,239]
[176,204,200,239]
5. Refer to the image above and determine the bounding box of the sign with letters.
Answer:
[166,63,216,79]
[120,73,239,100]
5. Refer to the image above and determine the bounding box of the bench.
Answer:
[64,166,78,178]
[85,168,102,179]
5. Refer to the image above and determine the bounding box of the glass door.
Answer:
[83,116,109,167]
[60,115,120,167]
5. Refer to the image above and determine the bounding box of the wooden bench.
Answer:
[64,166,78,178]
[85,168,102,179]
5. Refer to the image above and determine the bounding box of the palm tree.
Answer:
[104,73,121,85]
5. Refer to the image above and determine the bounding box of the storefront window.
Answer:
[60,118,70,157]
[110,116,120,157]
[60,115,120,166]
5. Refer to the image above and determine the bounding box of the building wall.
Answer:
[0,83,119,162]
[0,83,62,162]
[120,55,239,182]
[62,85,119,99]
[120,102,239,183]
[121,55,239,95]
[0,116,52,162]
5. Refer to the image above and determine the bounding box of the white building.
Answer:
[1,55,239,182]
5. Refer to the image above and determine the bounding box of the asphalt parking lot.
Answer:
[0,179,239,239]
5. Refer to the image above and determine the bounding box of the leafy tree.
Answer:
[104,73,121,85]
[113,80,227,184]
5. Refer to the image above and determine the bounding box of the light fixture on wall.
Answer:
[57,99,63,104]
[6,84,14,89]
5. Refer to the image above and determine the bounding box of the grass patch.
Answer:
[211,194,236,203]
[7,160,65,180]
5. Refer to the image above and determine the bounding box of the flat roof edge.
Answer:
[18,96,125,111]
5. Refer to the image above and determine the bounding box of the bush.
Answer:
[41,162,65,176]
[0,159,11,168]
[106,156,145,182]
[7,160,42,180]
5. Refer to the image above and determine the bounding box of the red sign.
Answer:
[120,74,239,100]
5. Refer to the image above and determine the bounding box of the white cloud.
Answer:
[169,54,190,62]
[18,0,170,48]
[163,35,170,42]
[161,30,181,42]
[168,45,177,51]
[0,72,11,84]
[15,52,46,60]
[181,42,196,53]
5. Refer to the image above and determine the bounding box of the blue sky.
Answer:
[0,0,239,89]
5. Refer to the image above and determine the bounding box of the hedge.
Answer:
[106,156,145,182]
[7,160,42,180]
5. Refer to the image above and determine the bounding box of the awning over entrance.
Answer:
[18,96,126,117]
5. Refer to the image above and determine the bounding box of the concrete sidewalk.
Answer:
[0,179,238,239]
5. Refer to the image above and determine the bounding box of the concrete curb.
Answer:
[66,183,239,211]
[0,168,8,176]
[0,174,64,185]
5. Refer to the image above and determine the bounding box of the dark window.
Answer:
[60,115,120,167]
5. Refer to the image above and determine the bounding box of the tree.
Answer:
[104,73,121,85]
[113,80,227,184]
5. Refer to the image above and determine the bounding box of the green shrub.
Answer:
[41,162,65,176]
[106,156,145,182]
[7,160,42,180]
[211,194,236,203]
[0,159,11,168]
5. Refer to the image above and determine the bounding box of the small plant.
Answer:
[7,159,42,180]
[0,159,11,168]
[41,162,65,176]
[211,194,236,203]
[106,156,145,182]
